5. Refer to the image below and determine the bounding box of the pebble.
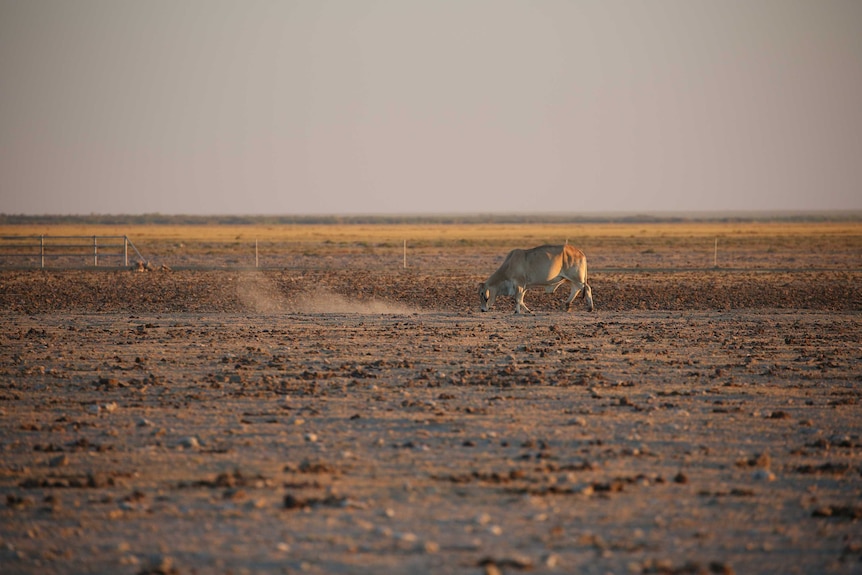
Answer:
[395,532,417,543]
[177,436,200,450]
[749,452,771,468]
[304,433,318,442]
[753,469,776,481]
[49,454,69,468]
[141,554,178,575]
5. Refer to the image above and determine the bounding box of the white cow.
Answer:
[478,244,594,314]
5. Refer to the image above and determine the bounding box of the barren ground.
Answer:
[1,226,861,575]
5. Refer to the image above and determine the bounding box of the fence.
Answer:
[0,235,146,268]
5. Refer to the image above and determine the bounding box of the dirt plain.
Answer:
[1,223,861,575]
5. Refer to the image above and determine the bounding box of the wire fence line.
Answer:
[0,235,147,268]
[0,235,860,273]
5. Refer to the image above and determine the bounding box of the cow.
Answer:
[478,244,594,314]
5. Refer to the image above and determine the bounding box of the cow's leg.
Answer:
[565,283,581,312]
[565,281,594,312]
[514,286,532,314]
[583,283,594,311]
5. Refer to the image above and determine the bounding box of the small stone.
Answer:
[749,452,771,468]
[574,483,595,496]
[709,561,736,575]
[49,454,69,468]
[395,532,417,543]
[544,553,560,567]
[223,488,247,501]
[177,437,200,450]
[6,494,34,509]
[753,469,776,481]
[141,554,178,575]
[304,433,318,443]
[474,512,491,525]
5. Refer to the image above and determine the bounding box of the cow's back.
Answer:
[520,244,583,281]
[487,244,586,285]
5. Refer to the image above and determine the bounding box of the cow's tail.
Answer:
[582,264,594,311]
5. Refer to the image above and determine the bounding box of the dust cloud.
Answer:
[235,272,414,315]
[292,287,415,315]
[235,273,287,313]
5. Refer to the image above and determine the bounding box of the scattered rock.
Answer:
[176,437,200,450]
[752,469,776,481]
[283,493,348,511]
[811,505,862,520]
[137,554,179,575]
[6,494,34,509]
[477,555,533,571]
[795,462,851,475]
[48,454,69,468]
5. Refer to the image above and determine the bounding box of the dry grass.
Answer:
[2,221,860,244]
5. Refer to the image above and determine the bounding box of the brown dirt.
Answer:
[1,266,861,575]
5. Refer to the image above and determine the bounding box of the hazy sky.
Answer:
[1,1,861,215]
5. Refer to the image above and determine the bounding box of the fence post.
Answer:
[40,235,45,268]
[93,236,98,266]
[713,237,718,268]
[124,236,129,267]
[255,239,259,268]
[403,239,407,269]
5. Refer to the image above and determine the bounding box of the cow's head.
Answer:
[478,282,496,312]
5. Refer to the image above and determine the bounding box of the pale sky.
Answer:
[1,0,860,215]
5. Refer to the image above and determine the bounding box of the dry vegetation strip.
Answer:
[2,221,861,245]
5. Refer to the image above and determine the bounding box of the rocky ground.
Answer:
[1,265,861,575]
